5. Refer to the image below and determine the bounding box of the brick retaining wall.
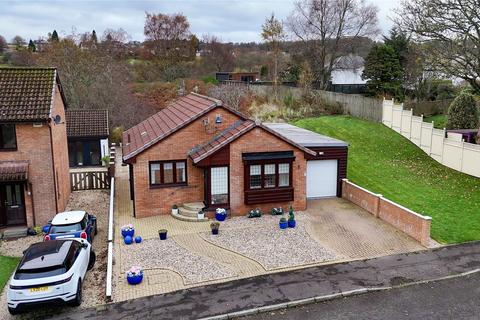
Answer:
[342,179,432,246]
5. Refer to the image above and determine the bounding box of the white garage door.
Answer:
[306,160,338,198]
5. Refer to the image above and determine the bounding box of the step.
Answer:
[179,207,200,218]
[171,211,209,222]
[2,227,28,239]
[183,202,205,212]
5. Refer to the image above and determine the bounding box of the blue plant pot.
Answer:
[215,213,226,221]
[127,273,143,285]
[159,231,167,240]
[122,229,134,238]
[288,220,296,228]
[279,221,288,229]
[124,235,133,245]
[135,236,142,243]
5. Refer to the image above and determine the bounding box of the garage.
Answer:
[307,160,338,198]
[264,123,348,198]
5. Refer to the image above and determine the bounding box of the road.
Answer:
[240,272,480,320]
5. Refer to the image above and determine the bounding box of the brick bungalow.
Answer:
[0,68,70,228]
[123,93,348,219]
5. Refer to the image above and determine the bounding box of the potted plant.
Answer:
[197,210,205,219]
[279,217,288,229]
[215,208,227,221]
[121,224,135,238]
[288,206,296,228]
[210,222,220,235]
[172,204,179,215]
[101,155,111,167]
[247,208,262,218]
[271,207,284,215]
[126,266,144,285]
[158,229,168,240]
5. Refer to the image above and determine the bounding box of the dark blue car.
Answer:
[45,211,97,243]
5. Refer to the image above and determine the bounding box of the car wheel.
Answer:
[87,250,96,271]
[70,279,82,307]
[8,307,19,315]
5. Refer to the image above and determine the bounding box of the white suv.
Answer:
[7,239,95,314]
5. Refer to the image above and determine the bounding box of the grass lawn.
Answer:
[424,114,447,129]
[294,116,480,244]
[0,255,20,291]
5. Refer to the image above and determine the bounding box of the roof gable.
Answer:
[122,93,246,161]
[0,67,59,122]
[66,109,109,138]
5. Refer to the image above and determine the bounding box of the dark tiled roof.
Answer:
[189,120,256,163]
[0,68,57,121]
[123,93,235,160]
[0,161,28,181]
[65,109,109,138]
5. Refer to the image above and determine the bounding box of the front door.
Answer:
[0,183,27,226]
[207,166,229,207]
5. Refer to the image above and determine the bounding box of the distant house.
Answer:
[329,55,366,94]
[122,93,348,220]
[65,110,109,167]
[0,68,71,228]
[215,72,258,83]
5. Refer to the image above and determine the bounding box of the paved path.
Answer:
[241,271,480,320]
[54,241,480,320]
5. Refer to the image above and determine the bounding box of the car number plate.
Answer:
[29,286,49,293]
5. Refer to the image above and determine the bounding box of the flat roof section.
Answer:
[264,123,348,148]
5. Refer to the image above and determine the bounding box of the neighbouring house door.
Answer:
[208,166,229,207]
[0,183,26,226]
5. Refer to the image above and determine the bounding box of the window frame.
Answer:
[149,160,188,188]
[0,124,17,151]
[245,160,293,191]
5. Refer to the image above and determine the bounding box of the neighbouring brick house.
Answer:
[0,68,70,228]
[123,93,348,219]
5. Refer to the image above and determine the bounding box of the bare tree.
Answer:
[261,13,286,97]
[207,85,249,111]
[202,35,235,72]
[396,0,480,93]
[0,35,7,53]
[287,0,379,89]
[11,35,26,49]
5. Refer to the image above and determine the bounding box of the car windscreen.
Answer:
[50,222,83,234]
[14,265,67,280]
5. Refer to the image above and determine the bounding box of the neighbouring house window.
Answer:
[0,124,17,150]
[249,165,262,189]
[247,162,291,190]
[149,160,187,186]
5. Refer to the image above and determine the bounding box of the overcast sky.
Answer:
[0,0,399,43]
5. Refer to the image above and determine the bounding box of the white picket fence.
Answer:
[382,99,480,178]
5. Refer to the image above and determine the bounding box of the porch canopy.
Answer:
[0,161,29,182]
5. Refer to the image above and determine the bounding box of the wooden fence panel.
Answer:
[70,171,110,191]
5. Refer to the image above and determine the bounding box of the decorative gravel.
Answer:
[201,223,338,270]
[219,212,312,230]
[120,238,236,284]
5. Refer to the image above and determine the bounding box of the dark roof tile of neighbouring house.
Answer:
[189,120,256,163]
[65,109,109,138]
[0,67,61,122]
[0,161,29,182]
[122,93,243,161]
[264,123,348,147]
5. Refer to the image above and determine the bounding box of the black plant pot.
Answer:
[159,231,167,240]
[211,229,219,235]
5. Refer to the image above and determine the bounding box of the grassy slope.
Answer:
[424,114,447,129]
[0,256,19,291]
[294,116,480,244]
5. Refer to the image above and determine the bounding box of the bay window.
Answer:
[149,160,187,187]
[246,162,291,190]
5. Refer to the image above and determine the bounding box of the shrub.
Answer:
[110,126,123,144]
[446,91,479,129]
[201,75,219,85]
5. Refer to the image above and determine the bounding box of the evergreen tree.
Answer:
[51,30,59,42]
[28,39,36,52]
[362,43,404,100]
[446,91,479,129]
[91,30,97,43]
[383,27,409,69]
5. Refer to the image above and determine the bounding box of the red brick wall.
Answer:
[132,107,242,218]
[342,179,431,246]
[229,127,307,215]
[50,85,71,213]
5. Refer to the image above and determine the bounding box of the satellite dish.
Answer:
[53,115,62,124]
